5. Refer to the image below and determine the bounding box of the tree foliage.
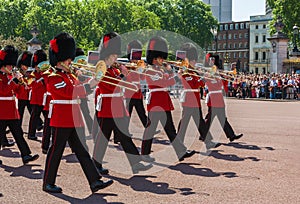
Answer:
[267,0,300,43]
[0,0,217,53]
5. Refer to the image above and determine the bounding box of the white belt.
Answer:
[146,88,168,104]
[96,92,123,111]
[48,99,81,118]
[132,81,140,85]
[205,90,223,104]
[42,92,51,106]
[0,96,15,100]
[179,89,200,103]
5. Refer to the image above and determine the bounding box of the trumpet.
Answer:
[70,61,139,92]
[115,60,163,79]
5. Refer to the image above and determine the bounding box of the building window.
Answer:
[246,23,250,29]
[228,43,231,49]
[235,24,239,30]
[220,25,223,31]
[255,25,259,29]
[239,43,243,48]
[244,33,248,38]
[245,42,248,48]
[245,52,248,58]
[225,24,228,30]
[255,35,259,43]
[263,24,266,29]
[228,34,232,39]
[218,35,222,40]
[230,24,234,30]
[239,52,242,58]
[263,35,266,43]
[223,34,227,40]
[255,52,259,60]
[218,44,221,50]
[233,52,237,58]
[234,34,238,39]
[240,23,244,29]
[223,43,227,49]
[262,52,266,60]
[234,43,237,48]
[239,33,243,39]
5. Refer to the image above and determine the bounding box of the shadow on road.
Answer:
[208,150,260,162]
[49,192,120,204]
[107,175,176,195]
[223,142,275,151]
[0,163,43,179]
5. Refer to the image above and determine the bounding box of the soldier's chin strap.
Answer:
[59,62,71,73]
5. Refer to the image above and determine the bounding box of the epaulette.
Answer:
[48,72,61,77]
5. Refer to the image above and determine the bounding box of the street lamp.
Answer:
[211,27,218,53]
[292,24,299,52]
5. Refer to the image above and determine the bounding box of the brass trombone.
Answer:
[70,61,139,92]
[115,60,163,79]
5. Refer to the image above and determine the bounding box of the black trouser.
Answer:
[93,117,141,166]
[18,100,43,131]
[141,111,187,159]
[177,107,206,143]
[204,107,235,141]
[80,98,93,134]
[125,98,149,128]
[91,112,99,142]
[43,127,100,185]
[0,119,31,157]
[41,111,51,151]
[28,104,47,138]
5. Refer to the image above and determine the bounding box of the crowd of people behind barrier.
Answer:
[225,72,300,100]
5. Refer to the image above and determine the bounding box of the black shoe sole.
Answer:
[91,180,113,193]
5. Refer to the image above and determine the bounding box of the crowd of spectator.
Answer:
[224,72,300,100]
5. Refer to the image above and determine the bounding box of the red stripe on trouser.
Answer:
[43,127,57,184]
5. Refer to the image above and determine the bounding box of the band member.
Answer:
[75,48,94,135]
[15,51,33,129]
[38,61,53,154]
[43,32,113,193]
[27,50,48,140]
[141,36,195,161]
[176,43,206,144]
[202,56,243,148]
[0,45,39,164]
[92,32,152,174]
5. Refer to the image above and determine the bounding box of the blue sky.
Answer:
[232,0,266,21]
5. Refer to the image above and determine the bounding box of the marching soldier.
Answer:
[141,36,195,161]
[176,43,207,144]
[92,32,153,174]
[202,56,243,148]
[0,45,39,164]
[27,50,48,140]
[43,32,113,193]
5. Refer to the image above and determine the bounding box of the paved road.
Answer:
[0,98,299,204]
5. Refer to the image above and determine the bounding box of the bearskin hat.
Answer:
[31,49,47,68]
[98,32,122,60]
[146,36,168,65]
[49,32,76,67]
[0,45,18,66]
[127,40,142,60]
[17,51,33,68]
[180,43,198,62]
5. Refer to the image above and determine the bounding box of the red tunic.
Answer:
[179,72,204,107]
[0,72,20,119]
[145,68,175,112]
[96,67,128,118]
[47,71,86,127]
[205,78,225,108]
[124,71,144,99]
[29,71,47,105]
[14,77,31,100]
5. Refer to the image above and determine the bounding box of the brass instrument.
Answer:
[115,60,163,79]
[70,61,139,92]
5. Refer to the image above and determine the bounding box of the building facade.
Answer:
[208,21,250,72]
[249,15,273,74]
[202,0,232,23]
